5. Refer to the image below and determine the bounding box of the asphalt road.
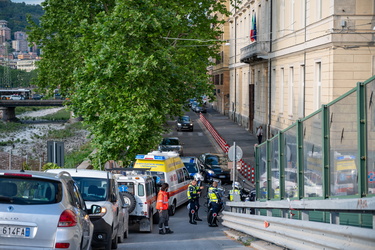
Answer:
[117,110,249,249]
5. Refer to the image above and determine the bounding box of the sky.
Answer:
[11,0,44,5]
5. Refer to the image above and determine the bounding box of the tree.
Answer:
[28,0,230,167]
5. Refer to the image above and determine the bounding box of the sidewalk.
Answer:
[201,106,258,187]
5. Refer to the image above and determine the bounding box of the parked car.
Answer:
[0,170,96,250]
[176,115,194,131]
[10,95,23,100]
[158,137,184,156]
[115,172,159,232]
[193,103,206,113]
[259,168,323,198]
[198,153,231,184]
[181,156,201,178]
[47,169,129,250]
[32,94,43,100]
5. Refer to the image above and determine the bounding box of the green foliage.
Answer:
[28,0,230,166]
[64,143,94,168]
[0,121,26,133]
[0,66,38,89]
[42,162,60,171]
[0,0,44,34]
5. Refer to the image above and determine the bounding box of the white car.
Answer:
[47,169,129,250]
[10,95,23,100]
[0,170,95,249]
[260,168,322,198]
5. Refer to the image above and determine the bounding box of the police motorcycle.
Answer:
[206,178,226,227]
[237,180,256,202]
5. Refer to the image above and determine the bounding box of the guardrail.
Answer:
[199,113,255,183]
[223,197,375,249]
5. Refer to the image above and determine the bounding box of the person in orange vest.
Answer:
[156,183,174,235]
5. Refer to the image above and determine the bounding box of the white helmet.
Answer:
[234,182,240,189]
[193,173,204,181]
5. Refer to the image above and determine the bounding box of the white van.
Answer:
[134,151,191,215]
[114,172,158,232]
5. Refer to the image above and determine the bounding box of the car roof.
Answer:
[181,156,197,163]
[46,168,112,178]
[0,170,71,181]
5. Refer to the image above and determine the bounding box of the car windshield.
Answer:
[73,177,108,201]
[184,163,198,173]
[0,177,61,204]
[206,155,219,165]
[179,117,190,122]
[162,138,180,145]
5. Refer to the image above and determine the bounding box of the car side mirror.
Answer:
[90,205,102,214]
[111,193,117,203]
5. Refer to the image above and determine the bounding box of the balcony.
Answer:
[240,41,270,64]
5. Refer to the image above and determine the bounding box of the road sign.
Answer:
[228,145,243,162]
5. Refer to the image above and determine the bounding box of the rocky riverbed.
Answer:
[0,108,90,170]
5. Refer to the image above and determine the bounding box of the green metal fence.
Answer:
[255,75,375,228]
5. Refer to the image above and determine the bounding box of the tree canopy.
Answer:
[28,0,230,167]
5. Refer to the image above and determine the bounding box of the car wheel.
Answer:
[118,219,125,243]
[122,191,136,213]
[111,232,118,249]
[168,200,176,216]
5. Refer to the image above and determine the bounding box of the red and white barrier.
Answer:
[200,113,254,183]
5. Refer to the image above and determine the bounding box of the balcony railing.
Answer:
[240,41,270,63]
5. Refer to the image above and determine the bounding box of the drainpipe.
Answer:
[234,0,237,122]
[267,0,273,139]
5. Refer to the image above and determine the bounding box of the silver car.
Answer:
[158,137,184,156]
[0,170,95,249]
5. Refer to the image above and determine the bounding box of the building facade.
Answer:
[209,0,231,115]
[226,0,375,140]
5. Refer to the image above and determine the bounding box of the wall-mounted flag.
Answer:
[250,13,257,42]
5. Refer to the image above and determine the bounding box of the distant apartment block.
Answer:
[12,39,29,52]
[17,59,37,72]
[0,20,11,41]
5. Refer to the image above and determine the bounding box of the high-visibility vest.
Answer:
[208,187,219,203]
[274,188,280,198]
[187,184,198,200]
[156,190,169,210]
[229,189,241,201]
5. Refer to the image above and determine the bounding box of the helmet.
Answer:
[234,182,240,189]
[193,173,204,181]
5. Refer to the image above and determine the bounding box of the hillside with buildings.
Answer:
[0,1,43,88]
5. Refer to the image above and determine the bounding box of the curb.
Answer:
[224,229,287,250]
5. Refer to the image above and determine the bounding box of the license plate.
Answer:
[219,175,226,178]
[0,226,30,237]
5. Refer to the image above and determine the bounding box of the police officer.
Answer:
[229,182,242,201]
[187,179,202,224]
[207,180,222,227]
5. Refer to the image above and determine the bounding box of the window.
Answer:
[271,68,276,112]
[298,65,305,118]
[280,68,284,113]
[317,0,322,20]
[315,62,322,110]
[288,67,294,117]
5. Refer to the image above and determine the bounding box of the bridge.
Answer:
[0,100,65,121]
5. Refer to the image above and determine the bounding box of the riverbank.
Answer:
[0,108,90,170]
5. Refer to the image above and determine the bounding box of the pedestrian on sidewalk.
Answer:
[156,183,174,234]
[256,126,263,144]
